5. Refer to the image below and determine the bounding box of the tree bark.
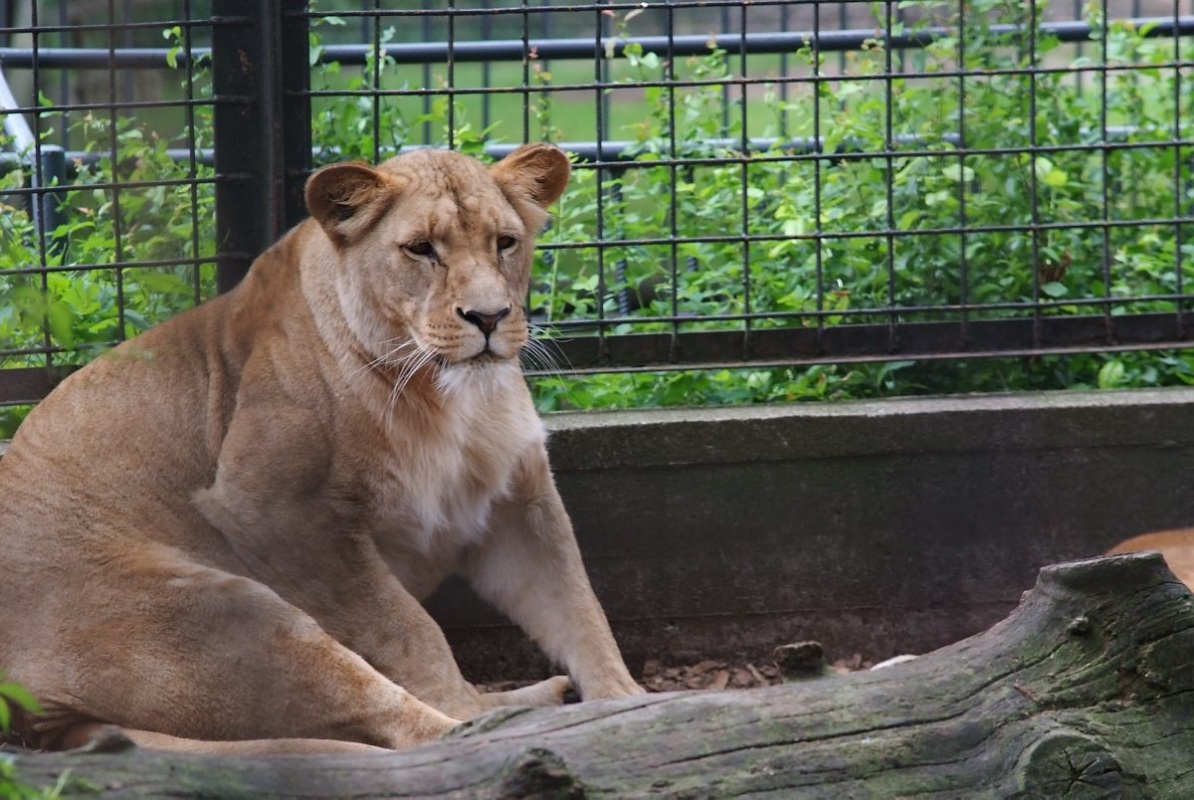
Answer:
[6,552,1194,799]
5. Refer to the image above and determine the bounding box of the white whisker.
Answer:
[520,338,560,376]
[525,324,571,374]
[346,338,419,386]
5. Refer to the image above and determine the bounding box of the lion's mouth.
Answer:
[463,349,505,365]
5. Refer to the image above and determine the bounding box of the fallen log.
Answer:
[4,552,1193,798]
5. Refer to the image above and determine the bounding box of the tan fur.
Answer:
[1107,529,1194,589]
[0,145,642,755]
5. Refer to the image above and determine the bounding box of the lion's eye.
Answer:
[497,235,517,252]
[404,241,436,259]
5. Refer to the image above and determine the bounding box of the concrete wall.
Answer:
[428,387,1194,680]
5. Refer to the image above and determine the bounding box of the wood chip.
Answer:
[707,669,730,691]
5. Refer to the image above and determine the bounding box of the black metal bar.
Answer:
[523,311,1194,375]
[312,17,1194,63]
[883,1,898,352]
[7,308,1192,404]
[813,0,824,354]
[957,1,970,348]
[13,125,1194,175]
[31,145,65,250]
[211,1,309,293]
[737,1,750,358]
[106,0,127,342]
[4,15,1192,71]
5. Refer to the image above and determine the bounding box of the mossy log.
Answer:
[6,553,1194,798]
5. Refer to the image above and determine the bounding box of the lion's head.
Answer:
[305,144,569,373]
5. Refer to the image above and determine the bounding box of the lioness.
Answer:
[0,144,643,755]
[1107,529,1194,589]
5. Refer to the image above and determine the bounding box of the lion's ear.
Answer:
[305,162,400,246]
[491,143,571,210]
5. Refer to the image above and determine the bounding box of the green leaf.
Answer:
[1098,360,1125,389]
[940,164,974,182]
[1032,156,1067,187]
[1041,281,1068,298]
[0,681,42,715]
[1042,168,1068,188]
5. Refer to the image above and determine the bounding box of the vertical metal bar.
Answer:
[57,0,68,149]
[739,0,751,356]
[612,181,628,316]
[106,0,127,341]
[182,0,203,306]
[481,0,492,134]
[1174,0,1186,336]
[1099,0,1112,338]
[1029,0,1043,348]
[33,146,65,255]
[370,0,380,163]
[212,0,310,293]
[1074,0,1084,96]
[778,1,789,139]
[28,0,52,369]
[957,0,970,346]
[667,0,679,359]
[719,3,730,135]
[594,2,607,356]
[420,0,432,144]
[539,0,552,143]
[447,0,456,149]
[121,0,134,102]
[599,0,611,151]
[883,0,897,351]
[813,0,825,353]
[282,1,312,227]
[838,1,847,75]
[521,0,530,141]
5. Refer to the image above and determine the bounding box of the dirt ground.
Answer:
[480,652,877,695]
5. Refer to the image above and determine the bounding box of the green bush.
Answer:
[3,2,1194,438]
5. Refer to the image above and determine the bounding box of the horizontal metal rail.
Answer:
[5,309,1190,403]
[3,123,1177,176]
[526,311,1193,376]
[315,17,1194,64]
[0,16,1189,71]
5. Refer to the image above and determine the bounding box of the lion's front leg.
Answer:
[195,411,494,722]
[460,451,644,701]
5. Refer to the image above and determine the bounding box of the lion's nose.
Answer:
[456,306,511,336]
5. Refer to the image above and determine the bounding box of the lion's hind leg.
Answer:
[51,559,458,752]
[57,722,389,755]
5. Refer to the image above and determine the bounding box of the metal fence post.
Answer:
[33,145,65,251]
[211,0,311,293]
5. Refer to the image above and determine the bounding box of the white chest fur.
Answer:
[366,363,544,556]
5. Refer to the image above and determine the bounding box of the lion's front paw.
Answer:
[580,672,647,700]
[480,675,573,708]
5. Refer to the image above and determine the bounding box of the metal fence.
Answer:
[3,0,1194,413]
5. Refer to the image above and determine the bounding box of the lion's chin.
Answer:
[434,354,521,398]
